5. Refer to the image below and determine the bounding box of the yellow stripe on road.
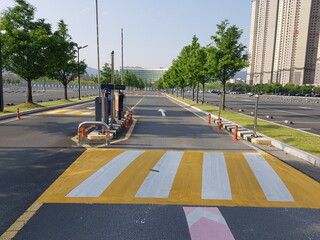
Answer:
[36,149,320,209]
[42,108,95,116]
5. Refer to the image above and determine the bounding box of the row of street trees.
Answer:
[0,0,86,103]
[157,20,249,109]
[97,63,148,89]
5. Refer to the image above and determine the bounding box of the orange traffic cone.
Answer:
[233,125,238,141]
[129,111,133,123]
[125,117,130,128]
[16,108,21,119]
[81,127,87,137]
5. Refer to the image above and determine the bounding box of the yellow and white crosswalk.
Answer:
[37,149,320,209]
[42,108,95,116]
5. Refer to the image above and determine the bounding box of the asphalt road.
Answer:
[1,92,320,240]
[3,86,98,106]
[182,92,320,136]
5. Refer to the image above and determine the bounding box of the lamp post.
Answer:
[253,94,260,137]
[76,44,88,100]
[95,0,101,97]
[0,30,4,112]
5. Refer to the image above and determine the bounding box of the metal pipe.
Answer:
[95,0,101,98]
[0,31,3,112]
[253,94,260,137]
[121,28,124,85]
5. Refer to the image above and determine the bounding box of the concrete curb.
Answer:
[0,99,94,121]
[166,94,320,167]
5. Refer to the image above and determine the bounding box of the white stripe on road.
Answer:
[46,109,70,114]
[66,151,144,197]
[64,110,84,114]
[135,151,184,198]
[202,153,232,200]
[243,153,294,202]
[81,111,95,115]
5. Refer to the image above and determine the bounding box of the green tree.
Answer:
[1,0,53,103]
[100,63,112,84]
[206,20,249,109]
[47,20,86,100]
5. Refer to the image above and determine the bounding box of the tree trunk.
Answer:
[171,88,174,95]
[176,88,178,97]
[202,82,205,104]
[27,80,33,103]
[192,85,195,101]
[196,82,199,104]
[64,84,68,100]
[181,88,184,99]
[222,82,226,110]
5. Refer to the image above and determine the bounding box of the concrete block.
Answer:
[251,138,272,145]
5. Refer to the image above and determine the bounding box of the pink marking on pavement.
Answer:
[183,207,235,240]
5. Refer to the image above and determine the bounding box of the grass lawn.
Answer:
[0,97,96,115]
[172,96,320,158]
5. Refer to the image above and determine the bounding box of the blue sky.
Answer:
[0,0,252,70]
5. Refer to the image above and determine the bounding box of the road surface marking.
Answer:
[45,109,70,114]
[0,203,43,240]
[81,110,95,115]
[66,150,144,197]
[275,109,320,119]
[43,108,95,115]
[183,207,235,240]
[36,149,320,208]
[158,109,166,116]
[243,153,294,202]
[135,151,183,198]
[63,110,84,114]
[202,153,231,200]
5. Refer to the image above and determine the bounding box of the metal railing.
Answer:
[78,121,110,146]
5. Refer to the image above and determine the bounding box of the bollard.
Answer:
[81,127,87,137]
[105,130,111,145]
[125,116,130,128]
[16,108,21,119]
[233,125,238,141]
[217,118,222,131]
[208,114,211,124]
[129,111,133,124]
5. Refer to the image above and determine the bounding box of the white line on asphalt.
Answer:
[202,153,232,200]
[135,151,184,198]
[81,111,95,115]
[64,110,84,114]
[46,109,70,114]
[274,109,320,119]
[243,153,294,202]
[66,151,145,197]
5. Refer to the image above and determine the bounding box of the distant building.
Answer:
[228,78,245,84]
[247,0,320,86]
[121,67,168,83]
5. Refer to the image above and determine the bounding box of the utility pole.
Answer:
[0,31,4,112]
[110,51,115,128]
[76,44,88,100]
[95,0,101,97]
[121,28,124,85]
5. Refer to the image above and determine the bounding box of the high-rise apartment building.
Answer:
[247,0,320,86]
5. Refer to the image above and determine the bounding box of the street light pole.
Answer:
[0,30,4,112]
[121,28,124,85]
[95,0,101,98]
[253,94,260,137]
[76,44,88,100]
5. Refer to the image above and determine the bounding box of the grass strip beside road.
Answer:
[171,95,320,158]
[0,97,96,115]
